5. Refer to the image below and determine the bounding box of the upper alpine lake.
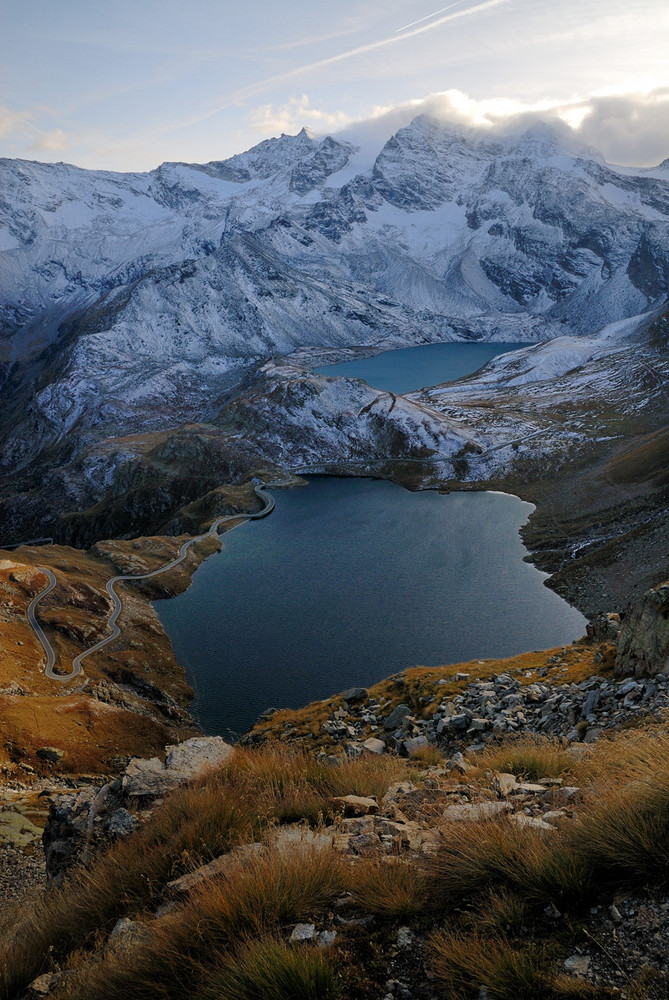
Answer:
[155,478,586,740]
[313,341,528,393]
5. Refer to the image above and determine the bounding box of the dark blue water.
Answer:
[314,342,528,394]
[155,478,586,740]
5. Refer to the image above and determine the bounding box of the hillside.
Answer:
[2,605,669,1000]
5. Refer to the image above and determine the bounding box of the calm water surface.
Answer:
[314,342,528,394]
[155,478,586,740]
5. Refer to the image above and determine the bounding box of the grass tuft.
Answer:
[200,936,340,1000]
[345,857,424,917]
[431,931,599,1000]
[57,845,344,1000]
[472,737,581,782]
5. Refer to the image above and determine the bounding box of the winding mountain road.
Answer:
[27,484,275,682]
[26,567,58,676]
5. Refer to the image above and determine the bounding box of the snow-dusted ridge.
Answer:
[0,115,668,548]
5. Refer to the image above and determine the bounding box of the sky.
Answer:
[1,0,669,172]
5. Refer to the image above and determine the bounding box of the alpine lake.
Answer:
[156,342,585,739]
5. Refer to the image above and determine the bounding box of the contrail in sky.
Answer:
[396,1,467,33]
[130,0,509,143]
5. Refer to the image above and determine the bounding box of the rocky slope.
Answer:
[3,599,669,999]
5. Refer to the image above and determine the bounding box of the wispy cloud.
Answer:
[0,103,33,138]
[395,1,467,33]
[131,0,509,143]
[338,87,669,167]
[31,128,68,152]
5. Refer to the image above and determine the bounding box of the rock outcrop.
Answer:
[42,735,233,883]
[616,581,669,677]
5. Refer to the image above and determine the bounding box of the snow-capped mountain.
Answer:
[0,115,668,548]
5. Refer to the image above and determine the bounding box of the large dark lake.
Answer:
[314,342,528,393]
[155,478,586,740]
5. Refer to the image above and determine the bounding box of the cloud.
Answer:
[31,128,68,152]
[249,95,352,136]
[331,88,669,168]
[0,104,33,138]
[575,89,669,166]
[132,0,509,143]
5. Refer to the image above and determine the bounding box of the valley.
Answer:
[0,114,667,825]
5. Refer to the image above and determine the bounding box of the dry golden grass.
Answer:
[431,931,600,999]
[345,857,424,917]
[59,846,344,1000]
[0,775,254,999]
[199,936,341,1000]
[227,745,405,823]
[471,737,584,782]
[1,744,400,999]
[425,730,669,923]
[422,819,591,915]
[575,769,669,890]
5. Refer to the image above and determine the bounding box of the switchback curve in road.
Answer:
[26,567,58,677]
[28,484,275,683]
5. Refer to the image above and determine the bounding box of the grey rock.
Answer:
[124,736,234,798]
[341,687,368,703]
[289,923,316,943]
[443,801,510,822]
[384,704,412,731]
[107,808,139,838]
[564,954,591,976]
[616,581,669,677]
[397,926,415,949]
[401,735,429,756]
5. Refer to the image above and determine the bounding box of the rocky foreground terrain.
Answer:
[1,579,668,999]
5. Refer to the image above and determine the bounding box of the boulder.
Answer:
[383,704,411,731]
[290,923,316,943]
[123,736,234,798]
[616,581,669,677]
[341,687,368,703]
[491,772,518,797]
[36,747,64,763]
[332,795,379,816]
[167,842,263,896]
[442,801,510,822]
[510,813,555,831]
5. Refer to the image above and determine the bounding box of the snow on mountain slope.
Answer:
[1,115,668,491]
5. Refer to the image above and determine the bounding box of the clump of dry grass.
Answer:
[59,845,344,1000]
[406,744,445,767]
[575,768,669,891]
[471,737,582,782]
[0,777,253,999]
[2,743,399,1000]
[431,931,599,1000]
[422,818,591,916]
[585,728,669,784]
[345,857,424,917]
[200,936,341,1000]
[227,746,404,824]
